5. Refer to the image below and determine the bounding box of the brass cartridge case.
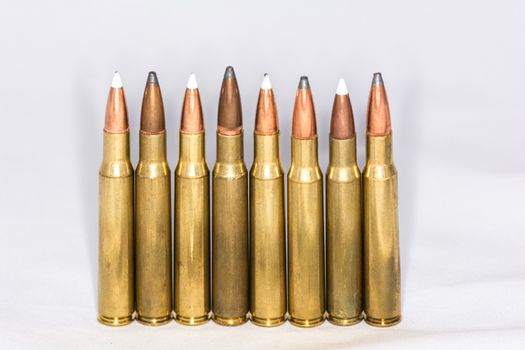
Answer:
[212,131,249,326]
[287,137,325,327]
[174,131,210,325]
[98,131,134,326]
[250,132,286,327]
[326,136,362,326]
[363,134,401,327]
[135,131,172,325]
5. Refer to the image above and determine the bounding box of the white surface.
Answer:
[336,78,348,95]
[187,73,199,89]
[261,74,272,90]
[111,72,123,88]
[0,1,524,349]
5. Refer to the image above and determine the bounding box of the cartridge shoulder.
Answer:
[362,162,397,180]
[99,160,134,178]
[175,160,209,179]
[250,160,283,180]
[326,164,360,184]
[213,161,247,179]
[136,160,170,178]
[288,164,322,183]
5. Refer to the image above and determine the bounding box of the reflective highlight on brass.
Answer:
[250,132,286,326]
[326,137,362,326]
[98,135,134,326]
[288,78,324,327]
[174,86,210,326]
[364,73,401,327]
[135,75,172,326]
[98,78,134,326]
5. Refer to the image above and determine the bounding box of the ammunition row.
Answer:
[98,69,400,328]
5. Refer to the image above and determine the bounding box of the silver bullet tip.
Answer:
[298,76,310,89]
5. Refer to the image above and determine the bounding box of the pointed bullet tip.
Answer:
[187,73,198,89]
[111,71,122,88]
[336,78,348,95]
[298,76,310,89]
[261,73,272,90]
[147,71,158,84]
[372,72,384,85]
[224,66,235,78]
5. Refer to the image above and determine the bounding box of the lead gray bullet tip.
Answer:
[147,71,158,84]
[372,72,383,85]
[299,76,310,89]
[224,66,235,78]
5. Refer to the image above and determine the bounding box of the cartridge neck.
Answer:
[139,131,167,161]
[291,136,319,168]
[179,131,205,162]
[329,136,357,167]
[103,130,130,161]
[254,132,280,163]
[366,133,393,164]
[216,131,244,164]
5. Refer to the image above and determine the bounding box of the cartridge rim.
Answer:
[175,313,210,326]
[212,314,248,327]
[97,314,134,327]
[289,315,325,328]
[136,314,171,326]
[327,314,363,326]
[364,314,401,327]
[250,315,286,327]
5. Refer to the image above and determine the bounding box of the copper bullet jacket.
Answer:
[254,87,279,135]
[292,87,317,139]
[104,86,128,133]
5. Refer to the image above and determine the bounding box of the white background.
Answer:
[1,1,524,349]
